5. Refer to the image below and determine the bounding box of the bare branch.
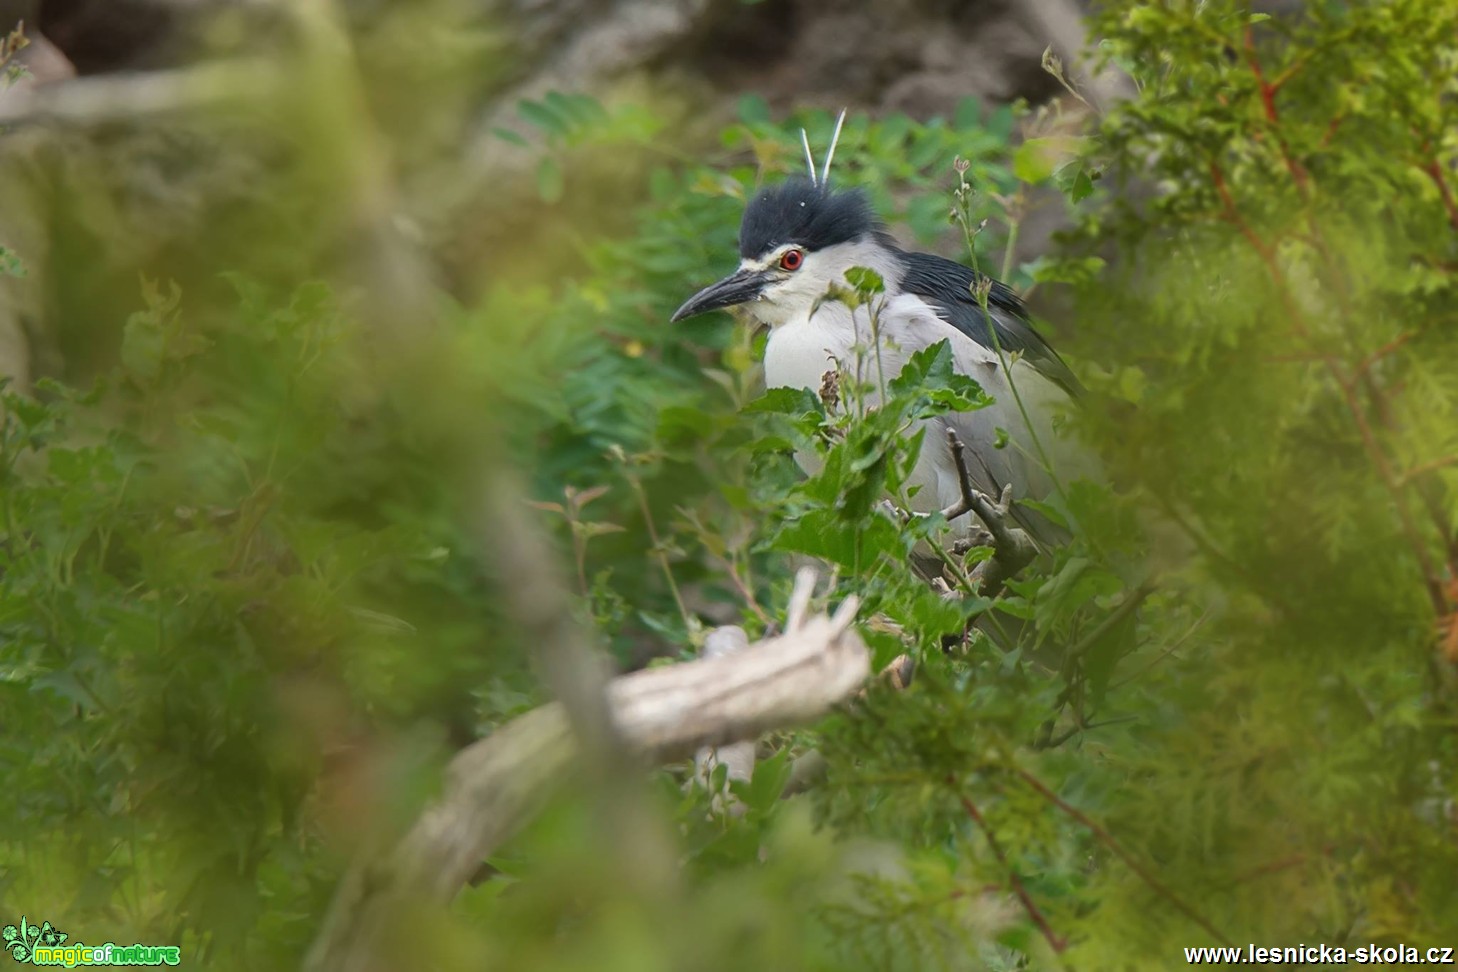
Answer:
[304,582,869,972]
[694,626,756,814]
[940,428,1040,591]
[0,59,276,128]
[786,565,818,634]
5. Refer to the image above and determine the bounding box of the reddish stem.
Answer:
[1209,162,1276,261]
[1423,155,1458,234]
[1209,159,1448,616]
[1014,769,1234,947]
[951,779,1068,957]
[1244,26,1309,193]
[1228,853,1307,885]
[1400,455,1458,486]
[1353,331,1415,380]
[1226,844,1337,887]
[1247,27,1280,123]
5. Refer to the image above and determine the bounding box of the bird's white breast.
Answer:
[762,293,1075,535]
[762,309,853,394]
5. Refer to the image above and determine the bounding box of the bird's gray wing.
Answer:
[897,251,1084,400]
[943,410,1070,547]
[878,295,1074,548]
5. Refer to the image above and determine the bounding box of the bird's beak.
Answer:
[670,268,770,322]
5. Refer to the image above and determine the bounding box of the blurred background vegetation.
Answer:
[1,0,1456,969]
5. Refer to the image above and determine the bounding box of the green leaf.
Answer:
[845,266,885,294]
[1054,161,1095,203]
[1017,498,1070,531]
[1027,254,1106,286]
[536,157,564,203]
[744,387,822,417]
[734,747,792,813]
[737,94,771,125]
[546,91,606,130]
[0,244,24,278]
[887,341,956,398]
[1014,136,1090,186]
[952,96,983,131]
[517,98,565,136]
[774,508,903,568]
[1013,138,1061,184]
[888,341,992,416]
[121,315,165,381]
[491,126,530,148]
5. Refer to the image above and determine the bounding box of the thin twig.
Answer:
[951,781,1069,959]
[628,475,695,633]
[1013,768,1233,946]
[1209,159,1447,615]
[1063,581,1154,664]
[1108,610,1208,692]
[1243,26,1309,194]
[1225,851,1317,887]
[1422,153,1458,234]
[1399,455,1458,486]
[1352,331,1416,380]
[940,428,1039,591]
[0,58,275,127]
[786,565,817,633]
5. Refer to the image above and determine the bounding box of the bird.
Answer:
[670,150,1087,558]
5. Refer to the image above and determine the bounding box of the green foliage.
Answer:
[1048,0,1458,960]
[3,1,1457,970]
[1,278,519,966]
[506,93,665,203]
[0,20,27,84]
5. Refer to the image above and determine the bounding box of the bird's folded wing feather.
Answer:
[896,251,1084,400]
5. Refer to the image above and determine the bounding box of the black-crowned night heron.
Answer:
[672,159,1086,551]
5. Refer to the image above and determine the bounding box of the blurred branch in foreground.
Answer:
[304,566,868,972]
[0,58,275,127]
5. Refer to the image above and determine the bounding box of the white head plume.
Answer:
[821,108,847,185]
[798,108,849,188]
[800,127,818,187]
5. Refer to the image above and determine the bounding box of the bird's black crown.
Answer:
[738,176,887,259]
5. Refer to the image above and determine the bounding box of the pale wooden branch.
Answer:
[0,59,276,128]
[303,579,868,972]
[693,625,756,814]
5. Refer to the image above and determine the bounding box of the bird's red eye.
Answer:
[779,248,804,271]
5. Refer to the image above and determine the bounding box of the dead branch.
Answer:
[303,572,868,972]
[941,428,1040,592]
[693,625,756,814]
[0,59,275,128]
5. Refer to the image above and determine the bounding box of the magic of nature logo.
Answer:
[4,917,181,967]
